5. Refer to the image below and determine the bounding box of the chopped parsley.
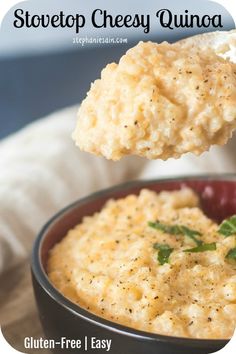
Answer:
[226,247,236,261]
[153,243,174,265]
[149,216,236,265]
[218,215,236,237]
[148,221,202,246]
[184,243,217,253]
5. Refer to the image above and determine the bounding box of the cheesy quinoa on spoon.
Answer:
[73,31,236,160]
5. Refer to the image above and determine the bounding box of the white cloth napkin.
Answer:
[0,105,146,275]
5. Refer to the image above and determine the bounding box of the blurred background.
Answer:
[0,2,235,353]
[0,0,234,139]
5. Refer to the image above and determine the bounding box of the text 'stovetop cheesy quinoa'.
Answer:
[73,41,236,160]
[48,188,236,339]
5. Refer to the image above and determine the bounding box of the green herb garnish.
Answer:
[184,242,217,253]
[153,243,174,265]
[180,226,203,246]
[226,247,236,261]
[148,221,202,246]
[218,215,236,237]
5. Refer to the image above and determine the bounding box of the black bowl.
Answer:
[31,175,236,354]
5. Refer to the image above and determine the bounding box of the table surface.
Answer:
[1,261,50,354]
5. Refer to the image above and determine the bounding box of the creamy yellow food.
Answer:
[73,40,236,161]
[48,188,236,339]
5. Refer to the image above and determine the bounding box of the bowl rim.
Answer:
[32,173,236,348]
